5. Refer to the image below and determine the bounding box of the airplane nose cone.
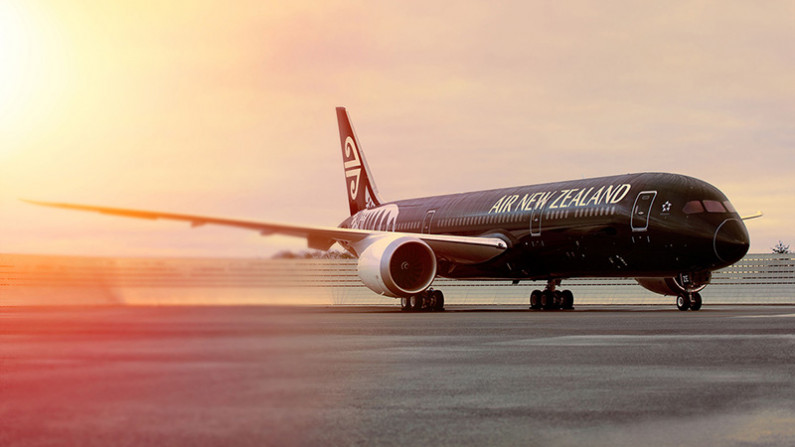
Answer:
[714,218,750,264]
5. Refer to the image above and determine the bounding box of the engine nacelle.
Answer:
[357,236,437,298]
[635,271,712,296]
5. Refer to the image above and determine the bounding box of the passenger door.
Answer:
[631,191,657,232]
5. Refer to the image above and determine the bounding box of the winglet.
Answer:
[741,211,764,221]
[22,199,160,220]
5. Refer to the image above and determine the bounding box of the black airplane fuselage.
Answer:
[340,172,750,281]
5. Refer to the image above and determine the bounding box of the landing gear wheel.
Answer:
[553,291,562,309]
[432,289,445,311]
[425,290,436,310]
[410,294,424,311]
[690,292,702,311]
[400,297,411,311]
[676,294,691,311]
[541,290,556,310]
[530,290,542,310]
[561,290,574,310]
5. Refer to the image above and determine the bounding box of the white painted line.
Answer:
[495,334,795,346]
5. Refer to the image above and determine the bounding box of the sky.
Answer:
[1,0,793,258]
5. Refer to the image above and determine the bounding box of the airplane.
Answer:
[27,107,757,312]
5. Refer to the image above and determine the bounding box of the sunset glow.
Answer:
[1,1,793,257]
[0,2,66,148]
[0,3,30,120]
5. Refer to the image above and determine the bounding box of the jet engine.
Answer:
[635,271,712,296]
[356,235,437,297]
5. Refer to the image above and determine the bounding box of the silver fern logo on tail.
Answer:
[337,107,382,215]
[344,136,362,201]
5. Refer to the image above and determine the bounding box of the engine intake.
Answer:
[357,236,437,297]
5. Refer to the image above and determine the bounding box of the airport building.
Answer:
[1,253,793,306]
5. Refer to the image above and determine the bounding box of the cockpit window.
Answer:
[683,201,705,214]
[703,200,727,213]
[723,201,737,213]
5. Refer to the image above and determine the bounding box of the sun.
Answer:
[0,2,36,122]
[0,1,69,149]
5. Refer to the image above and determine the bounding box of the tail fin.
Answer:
[337,107,382,215]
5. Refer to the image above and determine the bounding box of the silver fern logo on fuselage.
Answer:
[343,136,362,201]
[350,204,399,231]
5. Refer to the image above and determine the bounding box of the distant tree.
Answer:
[271,250,304,259]
[271,249,354,260]
[771,241,790,254]
[321,250,355,259]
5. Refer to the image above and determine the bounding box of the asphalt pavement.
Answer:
[1,305,794,446]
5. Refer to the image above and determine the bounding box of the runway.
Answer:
[2,305,794,446]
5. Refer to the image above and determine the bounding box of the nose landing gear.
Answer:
[676,292,702,311]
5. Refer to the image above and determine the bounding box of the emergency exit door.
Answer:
[422,210,436,234]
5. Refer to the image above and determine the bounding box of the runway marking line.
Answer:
[494,334,795,346]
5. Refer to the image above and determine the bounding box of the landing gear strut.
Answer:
[530,280,574,311]
[402,288,445,312]
[676,292,702,311]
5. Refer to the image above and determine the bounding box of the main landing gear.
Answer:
[676,292,703,311]
[530,280,574,311]
[400,288,445,312]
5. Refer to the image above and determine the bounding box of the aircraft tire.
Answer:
[553,291,563,309]
[400,297,411,311]
[676,294,691,311]
[410,294,424,311]
[432,290,445,311]
[541,291,556,310]
[561,290,574,310]
[425,292,436,310]
[690,292,702,311]
[530,290,542,310]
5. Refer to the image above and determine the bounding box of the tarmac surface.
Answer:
[1,305,794,446]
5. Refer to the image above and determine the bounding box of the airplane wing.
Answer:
[23,200,507,263]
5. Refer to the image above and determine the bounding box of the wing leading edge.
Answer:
[23,200,507,263]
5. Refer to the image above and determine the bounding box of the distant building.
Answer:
[1,253,793,306]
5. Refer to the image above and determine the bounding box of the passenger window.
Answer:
[682,201,704,214]
[703,200,727,213]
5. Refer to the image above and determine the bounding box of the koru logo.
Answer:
[344,136,362,201]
